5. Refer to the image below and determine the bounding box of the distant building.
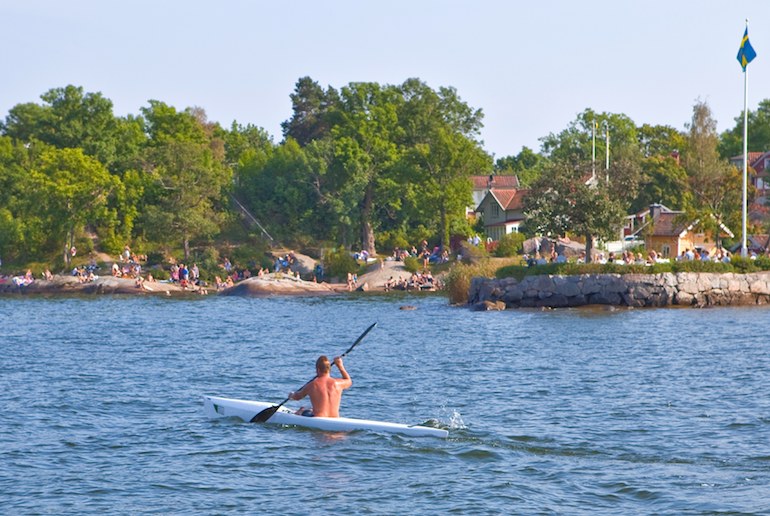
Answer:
[475,187,529,241]
[469,175,520,217]
[729,151,770,201]
[628,204,734,258]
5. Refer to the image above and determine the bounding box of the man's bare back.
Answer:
[289,355,352,417]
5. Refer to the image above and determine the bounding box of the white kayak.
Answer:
[203,395,448,438]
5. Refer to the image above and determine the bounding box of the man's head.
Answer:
[316,355,331,375]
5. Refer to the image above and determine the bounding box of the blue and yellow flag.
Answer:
[737,27,757,70]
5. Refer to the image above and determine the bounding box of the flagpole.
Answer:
[591,121,596,181]
[741,19,749,258]
[604,120,610,183]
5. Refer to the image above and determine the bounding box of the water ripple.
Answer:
[2,297,770,513]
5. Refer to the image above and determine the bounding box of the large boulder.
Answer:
[219,275,338,296]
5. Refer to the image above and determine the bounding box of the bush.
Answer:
[494,232,525,257]
[457,240,488,264]
[445,260,499,304]
[145,251,166,267]
[323,247,359,278]
[403,255,421,273]
[494,256,770,280]
[377,231,410,254]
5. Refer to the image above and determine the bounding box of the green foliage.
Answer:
[4,85,125,169]
[632,155,692,213]
[494,146,547,187]
[683,100,742,242]
[445,260,500,304]
[139,139,231,258]
[323,247,359,278]
[524,159,626,244]
[377,230,410,254]
[281,77,340,145]
[637,123,686,159]
[403,255,421,273]
[494,232,525,257]
[719,98,770,158]
[495,257,770,280]
[31,147,119,261]
[0,207,23,264]
[193,246,220,271]
[145,251,166,267]
[1,83,759,276]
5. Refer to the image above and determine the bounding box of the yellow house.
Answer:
[636,204,696,258]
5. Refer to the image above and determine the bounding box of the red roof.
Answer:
[471,175,520,189]
[489,188,528,210]
[731,152,770,173]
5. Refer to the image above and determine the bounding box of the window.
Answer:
[661,244,670,258]
[491,203,499,217]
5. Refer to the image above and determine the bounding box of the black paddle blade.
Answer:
[251,405,279,423]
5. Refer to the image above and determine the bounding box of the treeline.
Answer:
[0,79,489,267]
[1,80,769,268]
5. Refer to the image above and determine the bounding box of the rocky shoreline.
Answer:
[469,272,770,310]
[0,274,347,297]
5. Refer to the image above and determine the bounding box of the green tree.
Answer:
[633,156,693,213]
[524,160,626,262]
[683,100,742,240]
[719,98,770,158]
[637,123,686,159]
[3,85,124,169]
[140,141,230,259]
[495,146,548,187]
[30,148,119,265]
[397,79,490,249]
[0,137,28,263]
[141,100,208,145]
[327,82,403,254]
[281,77,341,146]
[540,109,643,187]
[139,103,232,259]
[238,138,321,242]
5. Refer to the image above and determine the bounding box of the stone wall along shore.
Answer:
[468,272,770,310]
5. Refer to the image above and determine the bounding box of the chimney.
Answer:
[670,150,680,165]
[487,174,494,189]
[649,203,663,219]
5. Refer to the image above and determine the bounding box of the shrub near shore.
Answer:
[495,256,770,281]
[445,260,505,304]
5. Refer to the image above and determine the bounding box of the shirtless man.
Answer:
[288,355,352,417]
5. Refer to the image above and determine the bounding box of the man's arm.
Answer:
[289,384,309,400]
[333,356,353,389]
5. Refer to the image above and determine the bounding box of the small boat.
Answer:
[203,395,448,438]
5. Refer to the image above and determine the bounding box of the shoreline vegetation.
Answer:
[4,84,770,309]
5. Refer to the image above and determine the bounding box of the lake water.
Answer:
[2,294,770,514]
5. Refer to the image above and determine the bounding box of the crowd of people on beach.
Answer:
[390,240,450,266]
[1,240,453,294]
[383,269,439,292]
[523,245,748,267]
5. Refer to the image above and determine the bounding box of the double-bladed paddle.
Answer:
[250,322,377,423]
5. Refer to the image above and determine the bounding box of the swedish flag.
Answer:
[737,27,757,70]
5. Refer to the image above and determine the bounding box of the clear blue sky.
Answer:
[2,1,768,158]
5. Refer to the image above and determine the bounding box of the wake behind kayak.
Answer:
[203,395,448,438]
